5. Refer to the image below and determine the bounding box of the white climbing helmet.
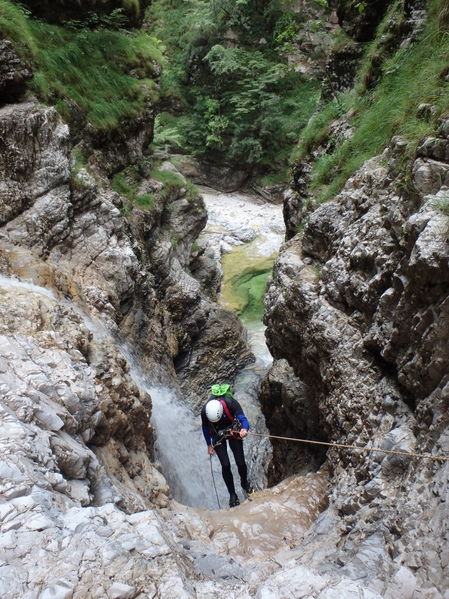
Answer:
[205,399,223,423]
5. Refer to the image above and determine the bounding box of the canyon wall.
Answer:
[262,0,449,594]
[0,13,254,597]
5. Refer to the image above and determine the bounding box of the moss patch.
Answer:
[220,241,275,323]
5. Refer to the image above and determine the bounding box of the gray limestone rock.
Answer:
[0,103,70,226]
[264,131,449,594]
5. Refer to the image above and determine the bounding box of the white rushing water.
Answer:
[0,274,56,299]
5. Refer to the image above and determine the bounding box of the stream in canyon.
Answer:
[112,184,325,521]
[150,186,285,509]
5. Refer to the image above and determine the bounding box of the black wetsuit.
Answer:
[201,397,250,495]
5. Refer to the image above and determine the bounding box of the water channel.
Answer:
[153,186,286,509]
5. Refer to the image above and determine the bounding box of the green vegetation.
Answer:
[33,25,161,130]
[295,0,449,203]
[111,172,155,210]
[433,194,449,216]
[135,193,155,209]
[0,0,162,130]
[0,1,38,55]
[111,163,189,210]
[147,0,322,173]
[150,168,185,187]
[186,181,200,203]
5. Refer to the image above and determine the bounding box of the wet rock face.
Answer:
[260,359,327,485]
[264,129,449,592]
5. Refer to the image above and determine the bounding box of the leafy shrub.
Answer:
[147,0,320,172]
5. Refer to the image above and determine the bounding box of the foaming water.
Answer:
[0,274,56,299]
[149,386,228,509]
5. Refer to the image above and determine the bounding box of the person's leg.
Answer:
[229,438,250,490]
[214,440,236,494]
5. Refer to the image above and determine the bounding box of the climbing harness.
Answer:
[250,432,449,463]
[212,423,242,447]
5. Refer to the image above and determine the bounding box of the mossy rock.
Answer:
[220,241,276,324]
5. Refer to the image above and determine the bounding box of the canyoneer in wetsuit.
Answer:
[201,384,254,507]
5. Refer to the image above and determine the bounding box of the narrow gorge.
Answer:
[0,0,448,598]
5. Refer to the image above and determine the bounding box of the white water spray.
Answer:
[0,274,56,299]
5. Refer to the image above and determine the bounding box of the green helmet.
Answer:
[210,383,232,397]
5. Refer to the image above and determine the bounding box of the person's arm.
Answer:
[202,424,212,446]
[230,398,249,437]
[201,409,215,453]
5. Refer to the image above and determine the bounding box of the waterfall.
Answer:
[0,180,283,512]
[0,274,55,298]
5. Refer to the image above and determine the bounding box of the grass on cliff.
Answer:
[294,0,449,202]
[112,172,156,210]
[0,0,162,130]
[0,0,38,54]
